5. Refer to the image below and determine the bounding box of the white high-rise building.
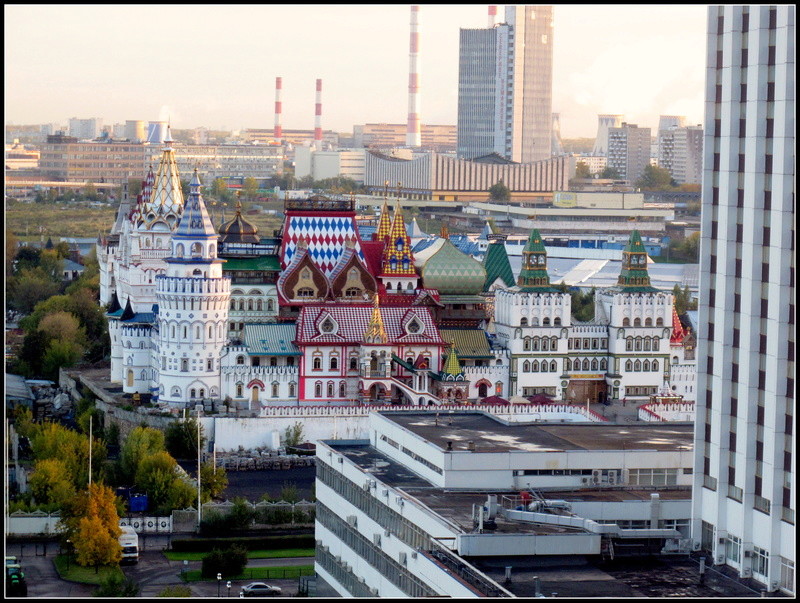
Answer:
[68,117,103,140]
[658,124,704,185]
[607,123,651,185]
[691,5,795,595]
[457,5,553,162]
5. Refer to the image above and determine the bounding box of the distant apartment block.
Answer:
[242,128,339,149]
[295,147,366,184]
[658,125,704,185]
[39,138,283,185]
[352,124,456,153]
[607,123,651,185]
[68,117,103,140]
[574,154,607,175]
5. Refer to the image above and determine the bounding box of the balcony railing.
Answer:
[727,484,743,502]
[703,475,717,491]
[753,495,771,515]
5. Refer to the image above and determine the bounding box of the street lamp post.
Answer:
[217,573,222,597]
[227,581,231,597]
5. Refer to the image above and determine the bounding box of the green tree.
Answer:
[200,461,228,502]
[7,268,60,314]
[599,166,620,179]
[488,180,511,202]
[279,481,299,503]
[119,426,165,483]
[242,177,259,200]
[575,161,591,179]
[156,585,191,598]
[41,338,83,380]
[200,545,248,579]
[94,575,140,598]
[228,497,255,529]
[165,418,204,460]
[29,458,76,507]
[38,248,65,282]
[13,246,42,273]
[38,311,86,347]
[211,178,229,199]
[283,422,304,448]
[636,164,676,191]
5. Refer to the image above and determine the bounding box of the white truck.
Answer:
[118,524,139,564]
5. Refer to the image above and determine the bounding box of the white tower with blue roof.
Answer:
[156,170,231,406]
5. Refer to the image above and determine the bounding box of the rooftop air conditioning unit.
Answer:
[743,550,753,558]
[718,537,726,544]
[621,469,630,485]
[608,470,618,485]
[581,477,591,485]
[385,529,391,537]
[591,469,602,485]
[411,552,418,559]
[396,497,405,506]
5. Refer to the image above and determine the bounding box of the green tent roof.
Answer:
[482,241,515,291]
[243,323,300,356]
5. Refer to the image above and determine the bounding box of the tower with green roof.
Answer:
[616,230,658,291]
[517,229,558,291]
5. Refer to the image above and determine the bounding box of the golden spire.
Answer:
[440,224,450,239]
[442,340,463,377]
[363,294,388,344]
[376,199,392,242]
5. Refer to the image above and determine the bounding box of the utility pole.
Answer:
[196,416,202,530]
[88,415,93,487]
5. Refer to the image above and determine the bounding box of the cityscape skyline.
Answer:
[4,4,707,139]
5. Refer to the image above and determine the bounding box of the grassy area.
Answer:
[164,548,315,561]
[182,565,314,583]
[53,554,125,585]
[6,201,116,239]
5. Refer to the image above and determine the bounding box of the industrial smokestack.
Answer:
[406,5,422,148]
[314,78,323,150]
[274,77,283,144]
[488,5,497,27]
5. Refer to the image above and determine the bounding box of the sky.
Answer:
[4,4,708,139]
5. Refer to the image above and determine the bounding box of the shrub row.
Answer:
[171,534,315,553]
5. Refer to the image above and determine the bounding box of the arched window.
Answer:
[267,299,275,312]
[176,243,185,258]
[523,337,531,351]
[591,358,599,371]
[171,386,181,398]
[523,360,531,372]
[543,317,551,326]
[196,326,200,339]
[541,338,550,352]
[183,326,188,339]
[626,337,633,351]
[236,383,243,397]
[635,337,642,351]
[237,355,245,365]
[270,357,277,367]
[564,358,571,371]
[287,357,295,366]
[339,381,346,397]
[289,382,296,397]
[656,317,664,326]
[554,317,561,326]
[314,382,322,397]
[532,337,540,351]
[583,358,590,371]
[313,356,322,370]
[297,287,314,298]
[652,360,659,372]
[257,299,263,311]
[634,359,642,372]
[349,357,358,371]
[652,338,660,351]
[550,360,557,372]
[644,338,652,351]
[634,317,641,327]
[672,355,679,364]
[645,317,653,326]
[643,360,651,371]
[551,337,558,349]
[208,325,213,338]
[495,381,503,395]
[330,356,339,370]
[190,389,196,399]
[248,299,254,311]
[541,362,548,373]
[345,287,361,298]
[520,317,528,326]
[199,389,205,398]
[272,383,279,397]
[625,360,633,372]
[532,360,539,372]
[600,358,608,371]
[191,242,202,257]
[327,382,334,398]
[622,317,630,327]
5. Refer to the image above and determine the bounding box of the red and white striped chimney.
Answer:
[314,78,323,150]
[406,5,421,148]
[274,77,283,144]
[488,5,497,28]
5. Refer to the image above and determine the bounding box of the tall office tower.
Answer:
[606,122,651,184]
[658,124,704,185]
[592,114,624,156]
[457,5,553,162]
[691,5,795,596]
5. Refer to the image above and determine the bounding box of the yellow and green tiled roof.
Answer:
[439,329,494,358]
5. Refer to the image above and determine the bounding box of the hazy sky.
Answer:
[5,4,708,138]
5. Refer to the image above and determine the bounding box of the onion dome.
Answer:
[421,239,486,295]
[219,200,260,243]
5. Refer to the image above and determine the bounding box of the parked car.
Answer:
[240,582,281,597]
